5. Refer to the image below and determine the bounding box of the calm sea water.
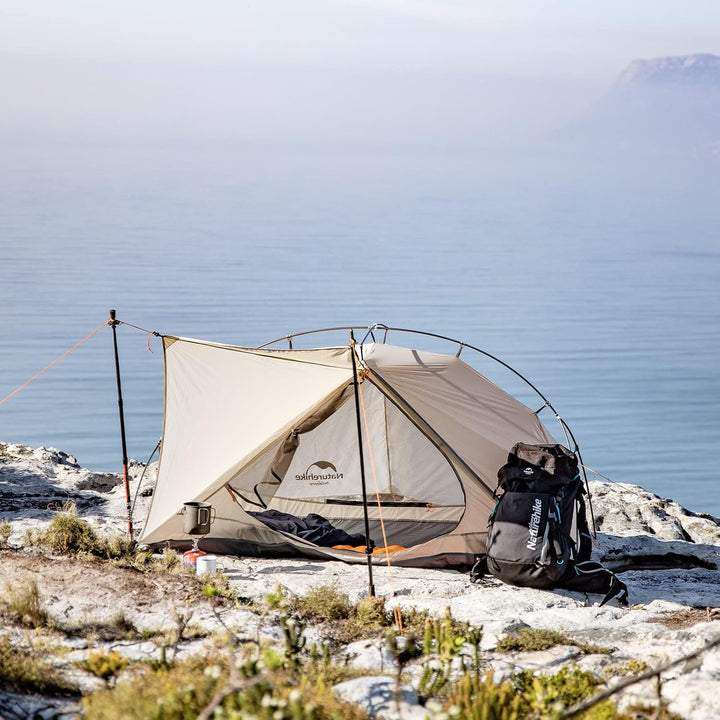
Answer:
[1,140,718,517]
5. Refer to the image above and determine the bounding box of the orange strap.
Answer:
[332,544,407,554]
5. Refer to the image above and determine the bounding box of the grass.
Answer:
[76,649,130,687]
[0,570,644,720]
[0,576,152,642]
[283,584,394,644]
[2,577,49,628]
[81,652,369,720]
[496,627,613,655]
[4,507,650,718]
[21,503,195,578]
[281,584,473,649]
[0,520,11,548]
[0,634,77,696]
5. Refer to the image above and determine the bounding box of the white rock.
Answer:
[2,445,720,719]
[333,676,427,720]
[341,638,398,673]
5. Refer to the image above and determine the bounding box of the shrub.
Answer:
[77,649,130,687]
[25,502,100,555]
[497,627,611,655]
[3,577,49,628]
[62,612,141,642]
[82,653,368,720]
[0,634,77,695]
[0,520,11,548]
[445,670,528,719]
[292,583,354,622]
[199,570,238,605]
[445,664,622,720]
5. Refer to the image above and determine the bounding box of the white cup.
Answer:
[196,554,218,574]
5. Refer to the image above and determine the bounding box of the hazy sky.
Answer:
[1,1,718,145]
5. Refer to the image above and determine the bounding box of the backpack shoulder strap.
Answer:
[565,560,629,606]
[469,554,488,583]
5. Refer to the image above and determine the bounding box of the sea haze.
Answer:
[0,137,718,517]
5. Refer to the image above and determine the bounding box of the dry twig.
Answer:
[563,634,720,718]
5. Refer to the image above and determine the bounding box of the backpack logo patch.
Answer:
[526,497,543,550]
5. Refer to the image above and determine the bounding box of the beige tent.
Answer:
[139,331,557,567]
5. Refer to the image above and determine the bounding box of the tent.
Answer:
[139,327,569,567]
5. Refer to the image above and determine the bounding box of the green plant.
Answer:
[355,595,388,627]
[417,607,480,699]
[602,659,649,679]
[280,585,394,645]
[3,577,49,628]
[280,613,306,673]
[77,649,130,687]
[292,583,354,622]
[445,670,528,720]
[266,583,286,610]
[497,627,611,655]
[525,664,609,716]
[25,502,101,555]
[199,570,238,605]
[0,634,77,695]
[443,664,628,720]
[0,520,11,547]
[82,650,369,720]
[160,546,181,571]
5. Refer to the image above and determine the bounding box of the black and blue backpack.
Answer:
[471,443,628,607]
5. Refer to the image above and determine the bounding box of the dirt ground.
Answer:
[655,606,720,629]
[0,549,213,635]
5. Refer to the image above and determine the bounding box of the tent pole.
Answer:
[109,309,134,542]
[350,331,375,597]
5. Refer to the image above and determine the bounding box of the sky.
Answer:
[0,1,718,145]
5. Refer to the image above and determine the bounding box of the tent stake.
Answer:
[350,331,375,597]
[109,309,134,542]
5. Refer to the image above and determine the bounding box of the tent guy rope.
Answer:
[0,315,159,407]
[0,312,161,542]
[0,320,109,406]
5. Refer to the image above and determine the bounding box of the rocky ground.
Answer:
[0,442,719,719]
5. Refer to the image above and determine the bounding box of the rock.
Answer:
[341,638,398,673]
[589,480,720,544]
[333,677,426,720]
[1,444,719,719]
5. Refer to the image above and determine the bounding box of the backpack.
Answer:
[471,443,628,607]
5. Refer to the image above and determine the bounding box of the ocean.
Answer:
[1,139,719,517]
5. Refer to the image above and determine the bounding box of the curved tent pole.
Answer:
[258,324,566,432]
[259,324,558,415]
[257,324,596,535]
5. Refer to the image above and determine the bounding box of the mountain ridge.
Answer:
[618,52,720,86]
[564,52,720,159]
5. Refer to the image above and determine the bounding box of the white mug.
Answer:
[196,554,219,574]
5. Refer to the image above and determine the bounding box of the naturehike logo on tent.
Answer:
[296,461,343,486]
[526,498,543,550]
